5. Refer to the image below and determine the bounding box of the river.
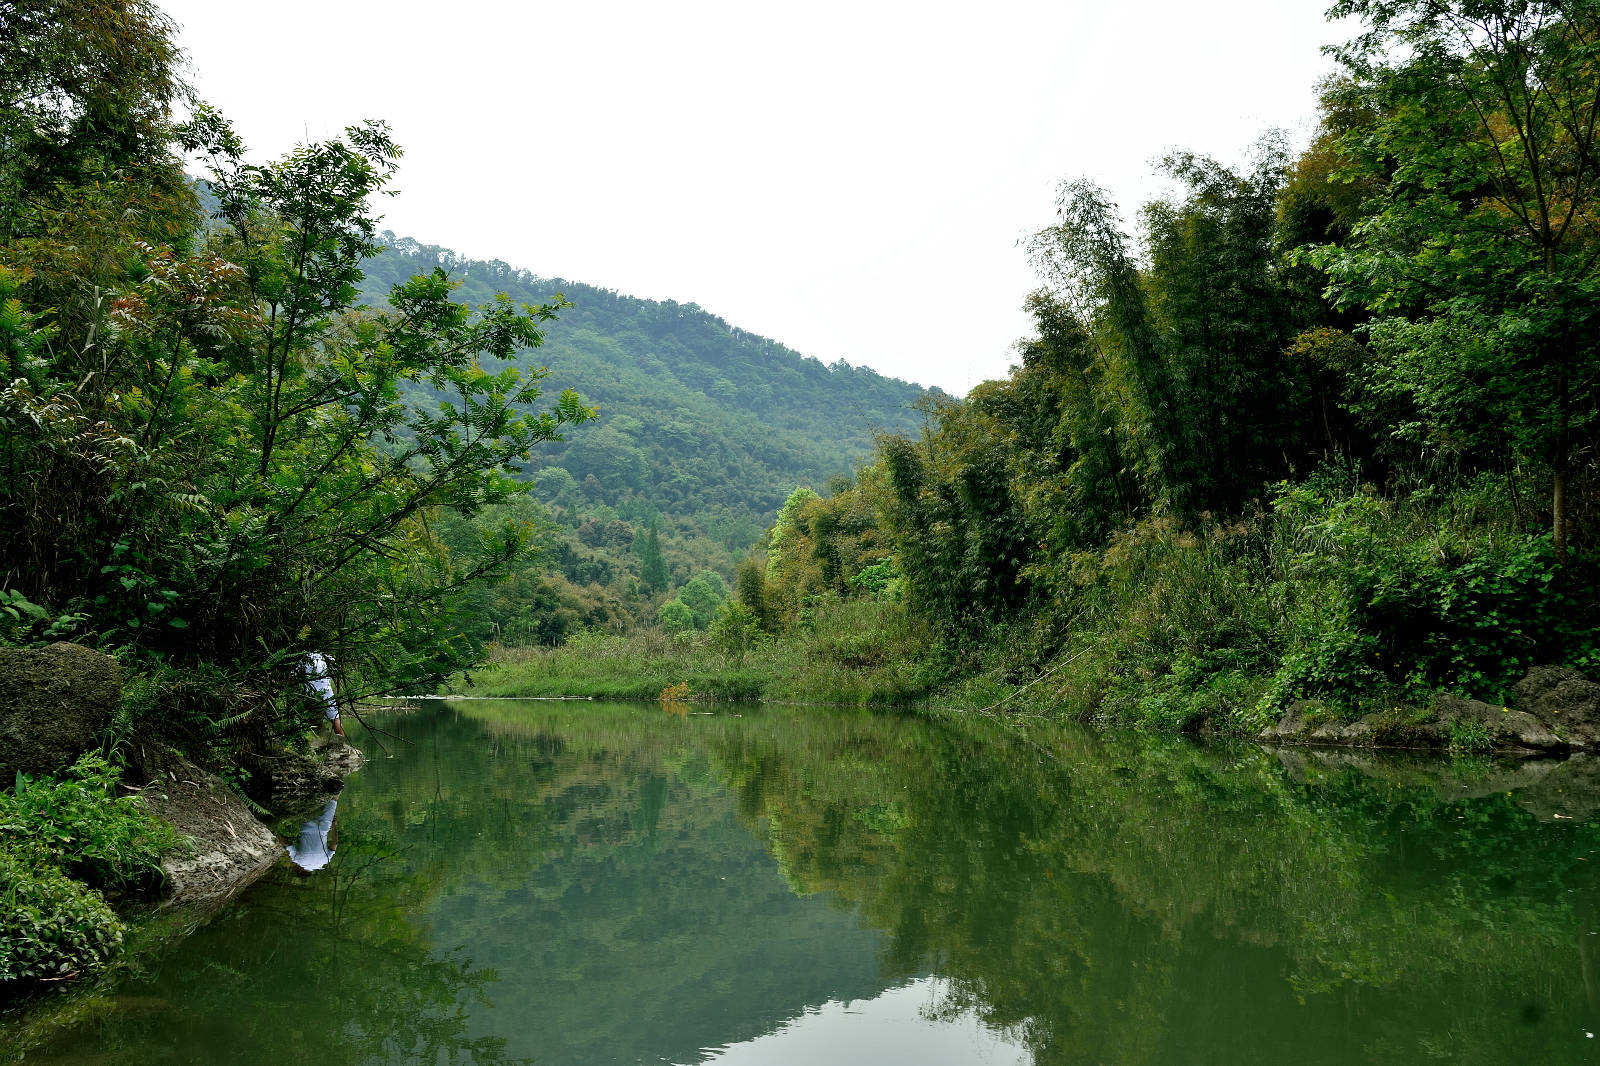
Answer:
[18,700,1600,1064]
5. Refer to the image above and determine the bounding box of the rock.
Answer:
[233,736,368,812]
[135,757,283,904]
[1261,703,1439,750]
[0,642,121,781]
[1515,667,1600,748]
[1261,693,1568,753]
[317,739,366,777]
[138,741,367,903]
[1434,693,1564,751]
[1311,719,1355,743]
[1258,700,1317,741]
[1340,715,1378,743]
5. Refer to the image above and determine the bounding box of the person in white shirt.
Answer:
[305,652,344,737]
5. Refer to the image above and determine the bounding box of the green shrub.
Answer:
[1265,481,1600,709]
[657,600,694,634]
[1445,718,1494,756]
[0,846,124,984]
[709,601,764,659]
[0,754,177,893]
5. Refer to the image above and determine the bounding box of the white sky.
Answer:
[160,0,1350,396]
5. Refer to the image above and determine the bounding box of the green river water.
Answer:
[16,699,1600,1064]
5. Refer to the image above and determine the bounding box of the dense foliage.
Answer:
[0,2,599,755]
[733,0,1599,722]
[0,849,122,987]
[0,754,177,987]
[353,236,934,649]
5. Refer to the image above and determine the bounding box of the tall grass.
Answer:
[466,597,944,706]
[467,628,775,701]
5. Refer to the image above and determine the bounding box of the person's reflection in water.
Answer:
[287,797,339,874]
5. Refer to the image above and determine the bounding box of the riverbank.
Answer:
[1,644,368,1006]
[463,612,1600,758]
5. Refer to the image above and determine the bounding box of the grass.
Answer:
[464,598,947,707]
[467,628,773,702]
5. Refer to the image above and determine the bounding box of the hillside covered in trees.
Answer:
[354,237,935,644]
[361,238,935,543]
[515,0,1600,728]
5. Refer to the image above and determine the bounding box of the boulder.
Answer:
[1515,667,1600,748]
[1258,700,1317,741]
[1434,693,1565,752]
[135,757,283,903]
[0,642,121,781]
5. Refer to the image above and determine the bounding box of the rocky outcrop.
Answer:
[1515,666,1600,748]
[135,757,283,903]
[0,642,121,780]
[1260,666,1600,755]
[137,739,366,904]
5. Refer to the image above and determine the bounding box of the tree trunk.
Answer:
[1554,365,1570,565]
[1555,464,1568,564]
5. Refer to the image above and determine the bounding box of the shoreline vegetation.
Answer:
[466,472,1597,736]
[4,0,1600,1013]
[469,0,1600,733]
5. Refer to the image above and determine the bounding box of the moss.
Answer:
[1365,708,1445,750]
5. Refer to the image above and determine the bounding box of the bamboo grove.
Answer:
[747,0,1600,724]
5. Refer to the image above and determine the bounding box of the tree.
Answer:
[1029,181,1193,515]
[638,517,668,593]
[1317,0,1600,559]
[1,33,597,737]
[657,598,693,633]
[676,571,726,629]
[1141,141,1311,508]
[0,0,189,247]
[735,556,773,631]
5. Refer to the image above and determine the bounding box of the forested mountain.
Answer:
[360,236,938,551]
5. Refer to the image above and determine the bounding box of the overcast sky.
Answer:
[160,0,1349,396]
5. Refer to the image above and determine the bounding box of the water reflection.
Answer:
[695,978,1031,1065]
[285,796,338,873]
[15,700,1600,1065]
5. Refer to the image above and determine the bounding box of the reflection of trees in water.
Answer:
[694,712,1600,1066]
[25,822,527,1066]
[29,702,1600,1065]
[325,706,888,1066]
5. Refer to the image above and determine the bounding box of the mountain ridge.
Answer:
[360,233,941,540]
